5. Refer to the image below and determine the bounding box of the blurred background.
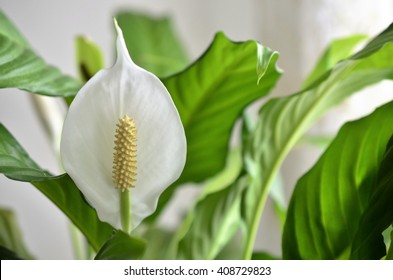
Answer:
[1,0,393,259]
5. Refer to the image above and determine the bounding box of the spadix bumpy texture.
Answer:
[112,115,137,191]
[60,21,187,231]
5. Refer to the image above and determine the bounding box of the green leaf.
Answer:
[32,175,114,251]
[0,123,113,251]
[303,35,367,88]
[242,22,393,259]
[168,148,243,260]
[0,12,29,47]
[0,245,22,260]
[252,251,279,260]
[0,10,80,96]
[76,36,105,82]
[387,230,393,260]
[0,123,52,181]
[174,176,247,259]
[0,208,33,259]
[168,33,280,184]
[150,33,280,222]
[116,11,189,77]
[283,101,393,259]
[350,134,393,259]
[95,231,145,260]
[139,228,173,259]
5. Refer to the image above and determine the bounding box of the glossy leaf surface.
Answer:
[242,22,393,259]
[152,33,281,220]
[283,101,393,259]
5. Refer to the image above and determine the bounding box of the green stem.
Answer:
[386,229,393,260]
[68,223,84,260]
[120,190,131,233]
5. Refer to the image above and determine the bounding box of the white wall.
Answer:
[1,0,392,259]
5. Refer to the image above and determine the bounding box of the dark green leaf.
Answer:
[95,231,145,260]
[242,22,393,259]
[283,101,393,259]
[151,32,281,222]
[0,245,22,260]
[116,11,189,77]
[0,208,33,259]
[252,251,279,260]
[0,10,80,96]
[0,123,113,251]
[351,135,393,259]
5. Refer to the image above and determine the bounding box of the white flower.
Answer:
[60,20,187,231]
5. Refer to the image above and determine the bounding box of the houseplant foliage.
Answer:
[1,9,393,260]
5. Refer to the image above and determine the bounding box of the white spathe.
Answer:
[60,20,187,231]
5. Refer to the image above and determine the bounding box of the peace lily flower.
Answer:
[60,20,186,232]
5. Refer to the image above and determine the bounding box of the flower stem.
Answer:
[120,190,131,233]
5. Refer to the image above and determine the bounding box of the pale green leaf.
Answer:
[76,36,105,82]
[174,176,247,259]
[0,10,80,96]
[0,208,33,259]
[169,148,243,260]
[303,34,367,88]
[387,230,393,260]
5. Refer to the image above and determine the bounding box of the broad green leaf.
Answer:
[167,32,280,184]
[94,231,145,260]
[76,36,105,82]
[0,10,80,96]
[303,35,367,88]
[0,124,113,251]
[242,22,393,259]
[0,245,22,260]
[116,11,189,77]
[0,208,33,259]
[283,101,393,259]
[351,134,393,259]
[174,176,247,259]
[150,33,281,222]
